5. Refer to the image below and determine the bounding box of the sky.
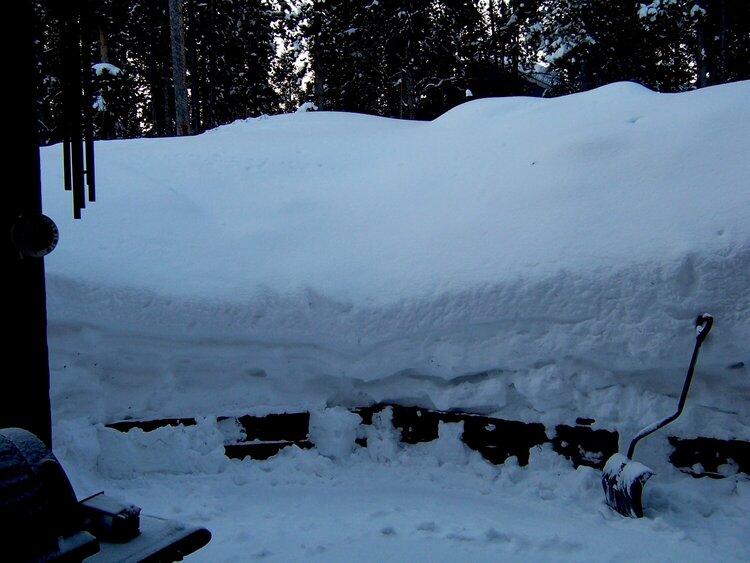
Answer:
[40,80,749,561]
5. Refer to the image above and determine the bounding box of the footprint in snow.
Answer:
[416,520,438,532]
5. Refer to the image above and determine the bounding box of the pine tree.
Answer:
[187,0,277,127]
[92,0,144,139]
[538,0,648,94]
[35,0,746,137]
[693,0,750,87]
[417,0,487,117]
[304,0,491,119]
[304,0,374,112]
[270,1,308,112]
[123,0,175,136]
[636,1,698,92]
[482,0,547,95]
[34,0,64,145]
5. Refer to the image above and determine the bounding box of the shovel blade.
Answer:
[602,453,654,518]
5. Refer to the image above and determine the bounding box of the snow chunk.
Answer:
[296,101,318,112]
[309,407,362,460]
[92,95,106,112]
[92,62,121,76]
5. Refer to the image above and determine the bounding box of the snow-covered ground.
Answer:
[42,81,749,561]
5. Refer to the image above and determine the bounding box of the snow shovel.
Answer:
[601,313,713,518]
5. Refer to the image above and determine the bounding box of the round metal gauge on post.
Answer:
[11,214,60,257]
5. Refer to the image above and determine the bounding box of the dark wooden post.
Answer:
[1,1,52,447]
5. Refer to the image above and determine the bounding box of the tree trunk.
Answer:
[186,1,202,133]
[96,21,115,139]
[98,24,110,63]
[402,66,416,120]
[168,0,190,136]
[696,18,708,87]
[717,0,727,83]
[203,0,216,129]
[315,79,326,111]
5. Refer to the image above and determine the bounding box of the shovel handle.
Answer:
[626,314,713,460]
[696,313,713,344]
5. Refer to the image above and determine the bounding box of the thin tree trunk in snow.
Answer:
[169,0,190,136]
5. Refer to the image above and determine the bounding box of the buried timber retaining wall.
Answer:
[107,403,750,478]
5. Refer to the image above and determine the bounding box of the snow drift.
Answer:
[40,80,750,563]
[42,81,749,444]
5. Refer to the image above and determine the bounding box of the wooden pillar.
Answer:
[1,0,52,447]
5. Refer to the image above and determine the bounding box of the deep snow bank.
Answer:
[42,81,750,447]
